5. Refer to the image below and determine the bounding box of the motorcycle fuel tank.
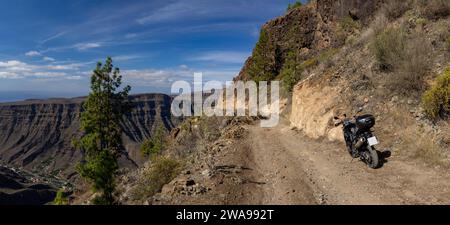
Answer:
[355,114,375,130]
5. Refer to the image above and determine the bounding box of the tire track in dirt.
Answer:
[246,122,450,205]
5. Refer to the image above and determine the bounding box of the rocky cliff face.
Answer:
[235,0,382,81]
[0,94,181,179]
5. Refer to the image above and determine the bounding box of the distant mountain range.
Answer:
[0,91,87,103]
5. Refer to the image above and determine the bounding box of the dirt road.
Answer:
[246,121,450,205]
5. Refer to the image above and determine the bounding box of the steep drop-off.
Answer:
[0,94,182,179]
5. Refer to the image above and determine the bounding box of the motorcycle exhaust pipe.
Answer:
[354,137,366,149]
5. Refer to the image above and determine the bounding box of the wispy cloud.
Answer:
[137,1,194,25]
[39,31,69,45]
[190,51,250,64]
[33,72,67,78]
[43,57,55,62]
[66,75,83,80]
[25,51,41,57]
[112,54,146,62]
[74,42,102,51]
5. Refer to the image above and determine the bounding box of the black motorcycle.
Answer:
[334,114,379,168]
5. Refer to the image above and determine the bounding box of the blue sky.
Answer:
[0,0,303,100]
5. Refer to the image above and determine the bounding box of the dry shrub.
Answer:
[384,0,412,20]
[372,27,407,71]
[419,0,450,20]
[413,135,446,166]
[394,33,431,92]
[372,26,431,93]
[397,125,447,166]
[334,16,361,47]
[131,157,181,200]
[371,13,389,36]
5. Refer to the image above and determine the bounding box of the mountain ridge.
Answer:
[0,93,182,181]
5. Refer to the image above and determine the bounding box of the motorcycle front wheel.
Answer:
[364,145,379,169]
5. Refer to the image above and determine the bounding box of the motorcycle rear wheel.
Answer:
[364,146,379,169]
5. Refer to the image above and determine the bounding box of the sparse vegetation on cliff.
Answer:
[287,1,303,11]
[131,157,181,201]
[247,30,277,83]
[141,126,166,157]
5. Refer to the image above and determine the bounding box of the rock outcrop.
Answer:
[235,0,382,81]
[0,94,182,179]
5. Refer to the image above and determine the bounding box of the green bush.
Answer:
[422,67,450,119]
[133,157,181,199]
[141,126,165,157]
[53,189,69,205]
[280,52,302,92]
[287,1,302,11]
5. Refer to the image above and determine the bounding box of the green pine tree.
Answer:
[248,29,277,82]
[141,125,165,158]
[75,57,131,205]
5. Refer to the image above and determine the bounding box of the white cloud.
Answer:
[67,75,83,80]
[0,60,32,72]
[0,59,91,81]
[75,43,101,50]
[190,51,250,64]
[0,71,22,79]
[0,60,28,68]
[25,51,41,57]
[46,63,86,70]
[121,66,239,88]
[43,57,56,62]
[33,72,67,78]
[113,55,143,61]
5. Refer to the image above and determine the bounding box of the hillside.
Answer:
[116,0,450,205]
